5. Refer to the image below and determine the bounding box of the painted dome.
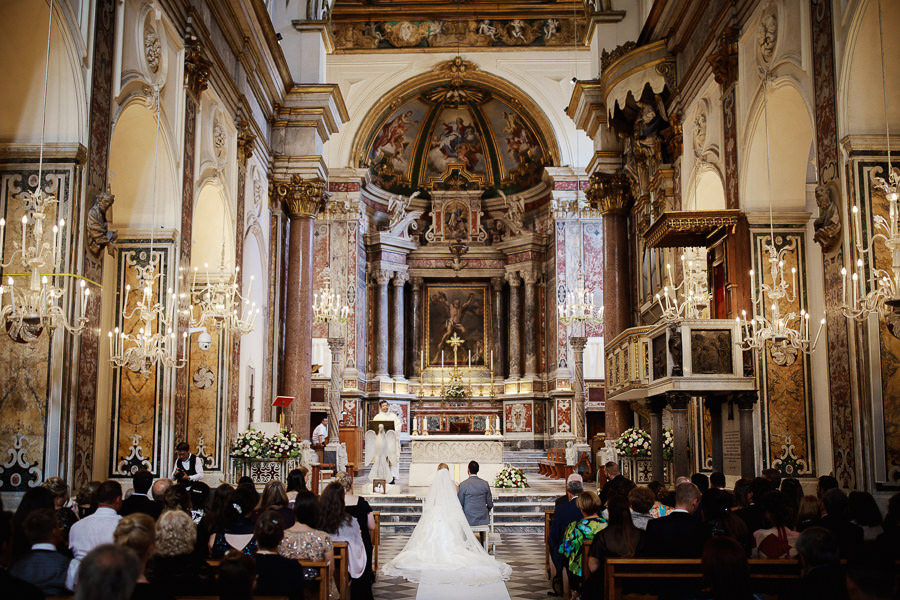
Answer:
[360,80,554,197]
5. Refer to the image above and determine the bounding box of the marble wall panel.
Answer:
[556,398,572,434]
[555,222,568,367]
[312,222,329,338]
[582,221,604,338]
[505,402,533,432]
[186,325,225,469]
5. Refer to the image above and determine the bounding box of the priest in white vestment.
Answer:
[370,400,403,483]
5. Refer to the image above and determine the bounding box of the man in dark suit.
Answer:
[819,488,863,559]
[9,508,71,594]
[640,482,708,558]
[599,461,625,505]
[120,469,161,519]
[457,460,493,527]
[548,473,584,592]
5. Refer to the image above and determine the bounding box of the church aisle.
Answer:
[374,533,549,600]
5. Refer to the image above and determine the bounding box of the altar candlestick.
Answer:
[468,350,471,369]
[490,350,493,372]
[420,350,424,374]
[441,351,444,370]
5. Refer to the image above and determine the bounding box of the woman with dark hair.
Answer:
[796,495,821,532]
[335,471,375,599]
[279,491,337,599]
[196,483,234,558]
[702,489,751,555]
[251,481,295,527]
[583,494,643,595]
[42,477,79,546]
[647,481,672,518]
[780,478,802,520]
[848,491,884,541]
[319,482,369,599]
[209,485,259,558]
[189,481,210,524]
[752,491,799,559]
[285,468,308,507]
[253,510,304,600]
[75,480,101,520]
[12,487,55,558]
[693,536,763,600]
[732,478,752,510]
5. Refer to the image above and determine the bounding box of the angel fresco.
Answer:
[502,112,543,188]
[429,116,482,173]
[371,110,417,168]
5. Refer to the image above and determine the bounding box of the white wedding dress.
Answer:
[381,468,512,587]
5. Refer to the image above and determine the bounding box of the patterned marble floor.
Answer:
[373,533,550,600]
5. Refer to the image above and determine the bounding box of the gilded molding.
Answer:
[271,175,328,219]
[184,27,211,96]
[584,171,632,215]
[708,27,739,88]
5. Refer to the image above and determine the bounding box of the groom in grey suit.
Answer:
[457,460,493,526]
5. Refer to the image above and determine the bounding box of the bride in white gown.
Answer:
[381,464,512,586]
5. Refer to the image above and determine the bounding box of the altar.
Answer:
[408,434,504,487]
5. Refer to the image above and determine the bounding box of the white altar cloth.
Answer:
[408,435,504,487]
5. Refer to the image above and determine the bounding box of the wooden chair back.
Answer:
[332,540,350,600]
[372,511,381,571]
[543,509,553,579]
[297,560,329,600]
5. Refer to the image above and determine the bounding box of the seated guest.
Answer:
[279,491,337,598]
[69,480,123,588]
[120,470,161,519]
[548,474,584,592]
[641,482,708,558]
[752,490,799,558]
[599,462,625,505]
[209,485,258,558]
[559,490,606,592]
[75,481,101,520]
[196,483,234,559]
[817,475,839,499]
[554,473,583,509]
[702,488,751,555]
[113,513,173,600]
[148,509,210,596]
[0,512,42,599]
[797,494,822,532]
[251,481,295,528]
[780,477,803,518]
[662,476,691,507]
[877,492,900,560]
[319,482,368,594]
[76,543,142,600]
[734,477,771,535]
[218,551,256,600]
[691,473,710,494]
[691,536,764,600]
[732,478,751,511]
[584,494,643,593]
[761,468,782,490]
[253,510,303,600]
[628,486,656,530]
[709,472,727,491]
[189,481,210,523]
[848,491,884,541]
[162,483,191,514]
[285,468,308,507]
[336,471,375,598]
[43,476,80,546]
[10,508,71,594]
[820,488,864,558]
[151,478,172,504]
[12,486,55,558]
[795,526,848,600]
[845,542,897,600]
[647,481,673,518]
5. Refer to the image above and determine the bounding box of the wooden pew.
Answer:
[544,509,553,579]
[297,559,330,600]
[372,511,381,571]
[562,539,594,599]
[333,541,350,600]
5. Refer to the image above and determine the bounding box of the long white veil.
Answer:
[381,468,512,585]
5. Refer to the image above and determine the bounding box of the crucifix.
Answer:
[448,332,464,367]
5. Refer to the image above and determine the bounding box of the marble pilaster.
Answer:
[737,391,758,480]
[391,272,408,379]
[491,277,505,380]
[669,392,691,479]
[522,270,538,378]
[326,337,345,441]
[411,278,423,377]
[373,270,391,378]
[506,271,522,380]
[705,394,726,474]
[570,336,588,443]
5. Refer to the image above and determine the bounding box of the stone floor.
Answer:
[373,532,551,600]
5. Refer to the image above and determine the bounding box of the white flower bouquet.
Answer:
[494,465,528,488]
[230,429,311,460]
[614,427,652,458]
[663,427,674,459]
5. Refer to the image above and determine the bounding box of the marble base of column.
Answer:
[737,391,758,479]
[706,394,726,474]
[669,392,691,479]
[649,396,667,483]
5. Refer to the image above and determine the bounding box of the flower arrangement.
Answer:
[614,427,652,457]
[663,427,674,459]
[230,429,311,461]
[445,381,467,400]
[494,465,528,488]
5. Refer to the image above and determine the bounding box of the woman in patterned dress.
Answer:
[559,491,607,593]
[279,491,337,599]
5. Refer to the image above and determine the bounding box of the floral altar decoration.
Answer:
[230,429,317,485]
[494,465,528,488]
[614,427,674,484]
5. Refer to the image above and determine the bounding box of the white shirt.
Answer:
[67,506,121,589]
[170,454,205,481]
[312,422,328,444]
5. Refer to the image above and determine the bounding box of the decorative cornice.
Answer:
[184,26,211,97]
[236,120,256,165]
[584,171,632,215]
[707,26,739,88]
[600,41,637,72]
[271,175,328,219]
[643,209,742,249]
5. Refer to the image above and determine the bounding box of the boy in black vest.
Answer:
[171,441,204,487]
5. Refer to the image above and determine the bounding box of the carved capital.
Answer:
[271,175,328,219]
[736,391,758,411]
[585,171,632,215]
[708,27,740,88]
[491,277,503,292]
[411,277,424,291]
[236,119,256,165]
[184,27,211,96]
[392,271,409,287]
[373,270,392,286]
[505,271,521,287]
[667,391,691,410]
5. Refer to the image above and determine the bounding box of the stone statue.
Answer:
[813,182,842,251]
[668,324,683,377]
[87,189,118,256]
[497,190,525,235]
[386,191,423,239]
[565,441,576,466]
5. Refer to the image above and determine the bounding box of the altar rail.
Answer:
[232,457,303,486]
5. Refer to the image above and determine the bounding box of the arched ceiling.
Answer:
[355,61,559,198]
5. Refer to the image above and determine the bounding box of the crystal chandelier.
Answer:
[0,0,94,343]
[558,270,604,330]
[189,264,259,336]
[737,78,824,359]
[840,0,900,322]
[656,254,710,323]
[313,268,350,325]
[108,87,185,374]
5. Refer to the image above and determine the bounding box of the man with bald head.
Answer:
[151,478,173,503]
[640,482,708,558]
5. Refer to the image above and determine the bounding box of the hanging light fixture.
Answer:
[108,88,186,375]
[313,268,350,325]
[557,269,604,331]
[737,77,824,359]
[840,0,900,321]
[0,0,95,343]
[656,254,710,323]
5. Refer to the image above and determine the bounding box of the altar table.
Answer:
[408,434,504,487]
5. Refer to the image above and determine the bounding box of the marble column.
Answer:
[272,176,325,436]
[705,394,726,474]
[570,336,588,442]
[668,392,691,479]
[391,272,408,379]
[373,270,391,378]
[411,278,423,377]
[506,271,522,379]
[737,391,758,479]
[649,396,667,483]
[522,270,538,378]
[326,337,344,441]
[491,277,505,380]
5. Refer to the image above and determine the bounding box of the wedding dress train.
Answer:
[380,468,512,586]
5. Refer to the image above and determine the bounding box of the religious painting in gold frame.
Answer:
[425,283,491,367]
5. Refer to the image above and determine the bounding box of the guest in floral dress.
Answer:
[279,491,337,599]
[559,490,607,593]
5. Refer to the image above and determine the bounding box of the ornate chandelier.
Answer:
[840,0,900,322]
[313,268,350,325]
[558,270,604,329]
[656,254,709,323]
[737,79,824,360]
[189,264,259,336]
[108,88,185,375]
[0,0,94,343]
